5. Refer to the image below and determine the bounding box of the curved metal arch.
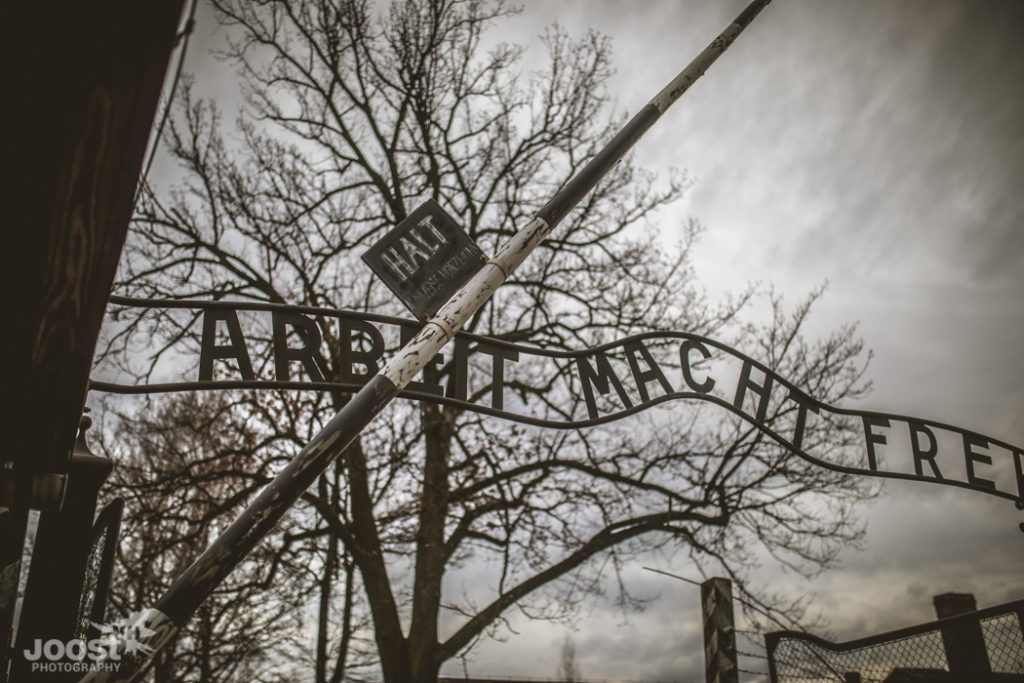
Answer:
[94,296,1024,505]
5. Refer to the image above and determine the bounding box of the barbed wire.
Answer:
[737,666,769,676]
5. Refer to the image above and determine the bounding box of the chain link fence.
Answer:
[765,599,1024,683]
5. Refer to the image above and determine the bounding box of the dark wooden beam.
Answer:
[8,0,185,476]
[3,1,185,677]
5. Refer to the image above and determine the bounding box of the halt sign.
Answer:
[362,200,487,320]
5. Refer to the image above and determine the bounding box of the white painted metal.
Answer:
[381,217,551,389]
[651,22,746,113]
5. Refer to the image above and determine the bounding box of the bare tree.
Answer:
[103,392,377,682]
[556,636,582,682]
[99,1,875,681]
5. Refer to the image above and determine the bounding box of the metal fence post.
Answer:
[932,592,991,678]
[764,631,781,683]
[12,414,113,682]
[701,577,739,683]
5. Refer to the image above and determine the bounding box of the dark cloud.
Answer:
[453,1,1024,678]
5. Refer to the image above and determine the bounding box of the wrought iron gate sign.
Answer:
[93,297,1024,505]
[361,199,486,321]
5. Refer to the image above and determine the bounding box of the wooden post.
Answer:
[0,507,28,683]
[701,577,739,683]
[8,0,186,483]
[4,0,185,678]
[933,592,991,677]
[11,417,113,682]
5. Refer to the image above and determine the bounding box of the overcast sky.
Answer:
[168,1,1024,680]
[437,2,1024,680]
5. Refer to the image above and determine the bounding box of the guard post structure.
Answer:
[701,577,739,683]
[13,415,114,683]
[80,2,775,680]
[5,0,185,675]
[933,592,991,678]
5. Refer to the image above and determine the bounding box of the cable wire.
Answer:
[133,0,198,212]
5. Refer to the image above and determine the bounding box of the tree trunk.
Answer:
[407,358,456,683]
[410,657,443,683]
[328,549,355,683]
[315,473,337,683]
[343,436,410,683]
[408,401,452,671]
[199,602,212,683]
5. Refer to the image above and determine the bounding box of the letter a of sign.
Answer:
[362,200,487,320]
